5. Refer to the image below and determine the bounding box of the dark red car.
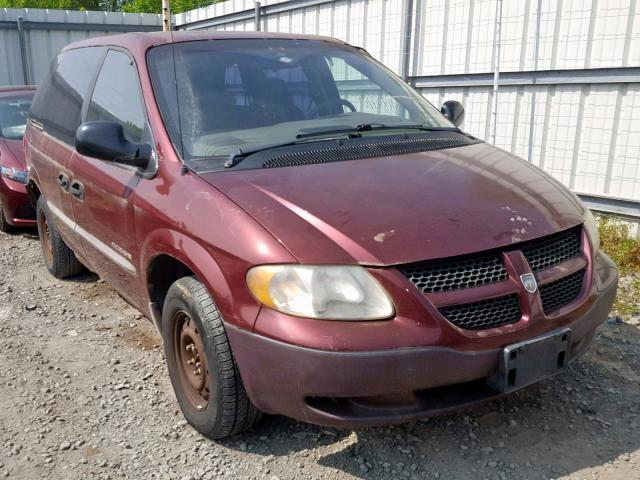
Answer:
[25,32,618,439]
[0,86,36,232]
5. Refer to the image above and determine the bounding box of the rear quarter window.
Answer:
[30,47,106,145]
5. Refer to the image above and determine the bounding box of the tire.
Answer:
[36,196,84,279]
[162,276,262,439]
[0,202,11,233]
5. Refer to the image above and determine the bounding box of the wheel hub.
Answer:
[38,211,54,266]
[174,313,210,411]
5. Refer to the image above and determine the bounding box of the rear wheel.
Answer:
[36,196,83,278]
[162,276,261,439]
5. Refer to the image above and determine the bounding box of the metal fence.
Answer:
[0,8,161,86]
[0,2,638,224]
[176,0,640,224]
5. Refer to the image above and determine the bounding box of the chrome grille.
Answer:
[438,294,522,330]
[539,268,586,315]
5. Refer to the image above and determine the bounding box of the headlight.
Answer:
[246,265,395,320]
[583,209,600,253]
[1,166,28,184]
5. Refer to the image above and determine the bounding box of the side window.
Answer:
[30,47,105,145]
[87,50,146,144]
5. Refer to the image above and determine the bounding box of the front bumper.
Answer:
[0,177,36,227]
[227,252,617,428]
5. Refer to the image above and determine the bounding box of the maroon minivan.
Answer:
[0,87,36,231]
[25,32,618,439]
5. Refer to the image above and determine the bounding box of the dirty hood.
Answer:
[199,142,585,265]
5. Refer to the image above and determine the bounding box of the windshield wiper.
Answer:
[295,123,458,140]
[224,135,357,168]
[225,143,292,168]
[225,124,460,168]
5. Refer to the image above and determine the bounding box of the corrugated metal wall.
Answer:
[0,3,637,220]
[414,0,639,203]
[176,0,640,213]
[0,8,161,86]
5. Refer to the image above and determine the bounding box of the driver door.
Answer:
[68,49,149,304]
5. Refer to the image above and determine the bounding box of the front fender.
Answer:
[140,229,262,331]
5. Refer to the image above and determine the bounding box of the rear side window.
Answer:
[30,47,105,145]
[87,50,146,144]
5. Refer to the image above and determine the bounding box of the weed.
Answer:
[597,215,640,320]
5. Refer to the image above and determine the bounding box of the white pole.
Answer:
[490,0,503,144]
[162,0,171,32]
[527,0,543,162]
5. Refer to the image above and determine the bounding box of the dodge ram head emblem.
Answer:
[520,273,538,293]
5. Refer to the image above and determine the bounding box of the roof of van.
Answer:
[63,31,347,53]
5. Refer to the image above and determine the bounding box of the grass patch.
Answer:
[598,216,640,275]
[597,215,640,320]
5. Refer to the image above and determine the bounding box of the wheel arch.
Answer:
[141,229,261,333]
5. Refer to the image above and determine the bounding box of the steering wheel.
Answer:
[309,98,357,118]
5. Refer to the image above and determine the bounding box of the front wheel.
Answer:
[162,276,261,439]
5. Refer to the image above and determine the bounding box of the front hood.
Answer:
[200,142,585,265]
[0,139,26,169]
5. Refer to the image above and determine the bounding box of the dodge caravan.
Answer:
[25,32,618,439]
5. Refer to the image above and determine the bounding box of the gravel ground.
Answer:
[1,228,639,480]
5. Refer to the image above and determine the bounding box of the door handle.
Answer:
[69,180,85,201]
[56,173,69,191]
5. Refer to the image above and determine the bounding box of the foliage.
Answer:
[0,0,221,13]
[121,0,220,14]
[0,0,102,10]
[597,215,640,276]
[597,215,640,320]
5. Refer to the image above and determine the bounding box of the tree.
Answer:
[121,0,223,14]
[0,0,102,9]
[0,0,222,13]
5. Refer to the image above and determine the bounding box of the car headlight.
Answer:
[246,265,395,320]
[1,166,28,184]
[583,209,600,253]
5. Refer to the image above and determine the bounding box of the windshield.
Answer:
[148,39,454,171]
[0,95,32,140]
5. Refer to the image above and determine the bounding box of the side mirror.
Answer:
[441,100,465,127]
[75,121,151,169]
